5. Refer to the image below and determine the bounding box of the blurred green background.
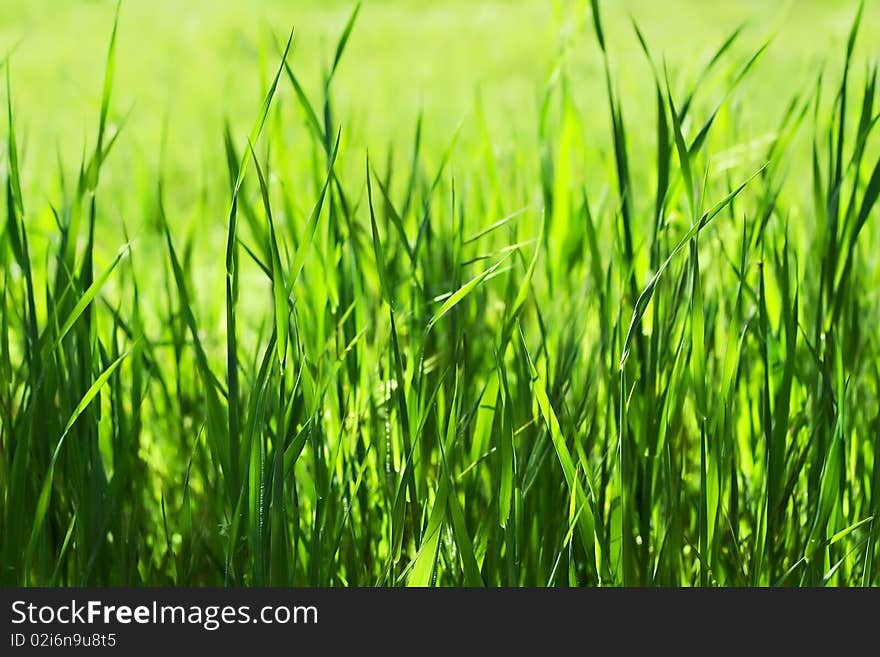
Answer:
[1,1,875,200]
[0,0,880,151]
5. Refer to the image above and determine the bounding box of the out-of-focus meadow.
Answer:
[2,0,876,212]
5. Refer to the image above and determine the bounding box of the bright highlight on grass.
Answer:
[2,0,880,587]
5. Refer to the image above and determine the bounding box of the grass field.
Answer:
[2,0,880,586]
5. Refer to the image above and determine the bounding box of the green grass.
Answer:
[2,0,880,586]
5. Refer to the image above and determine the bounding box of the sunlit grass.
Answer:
[1,0,879,586]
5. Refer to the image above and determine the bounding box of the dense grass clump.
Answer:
[2,1,880,586]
